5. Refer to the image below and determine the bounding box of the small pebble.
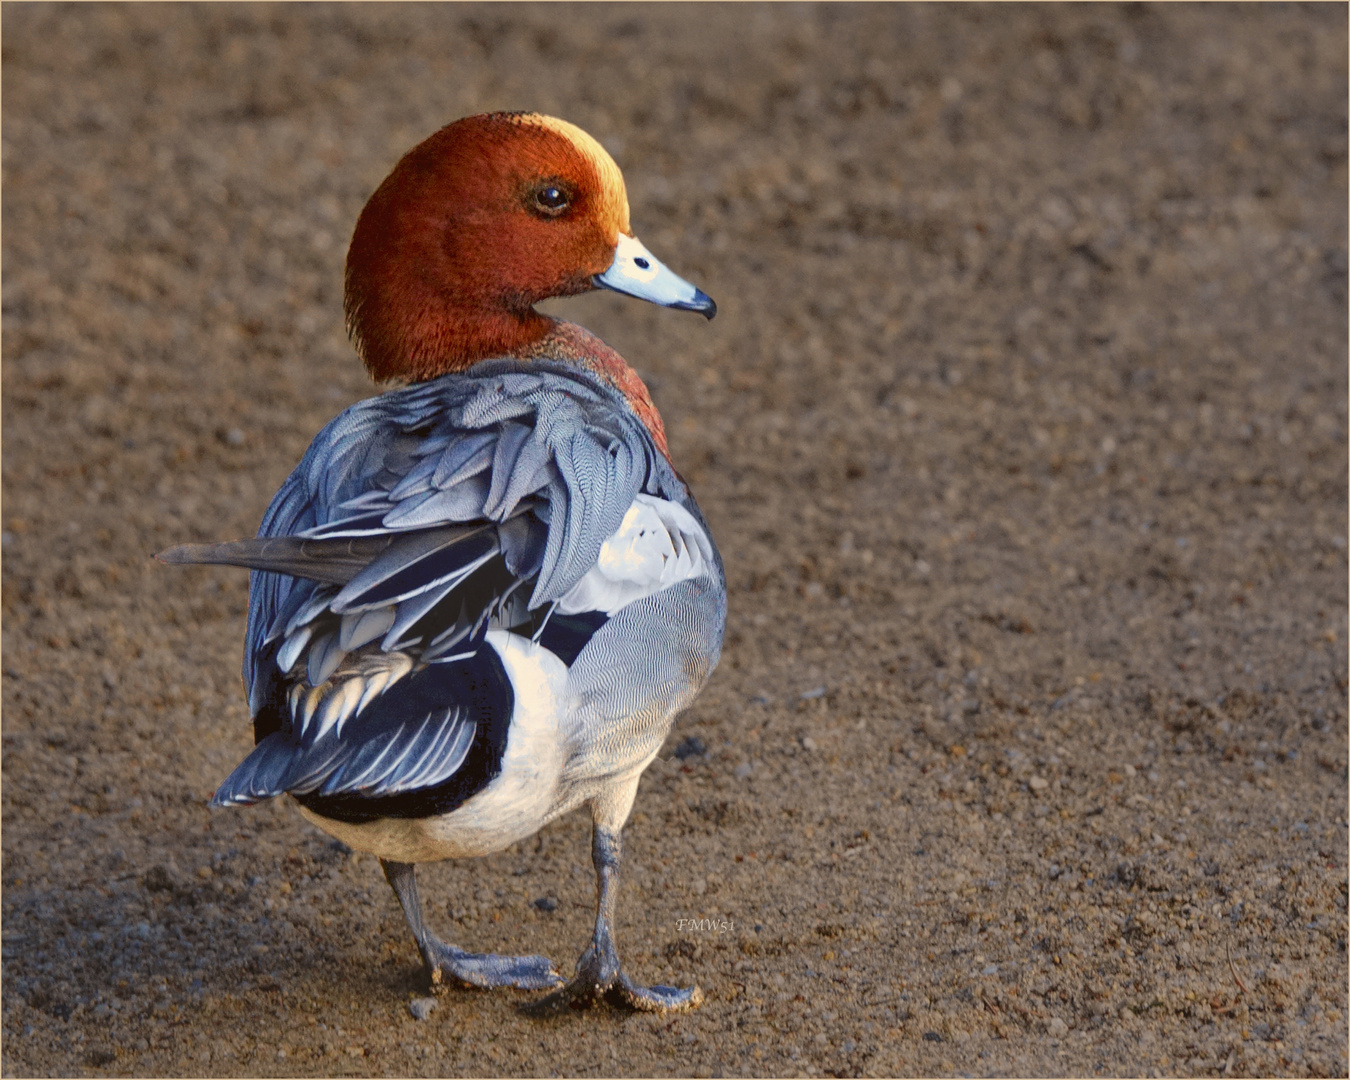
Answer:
[801,736,819,752]
[800,686,827,700]
[532,896,558,912]
[673,735,707,760]
[1047,1017,1069,1037]
[734,761,753,778]
[1028,775,1049,792]
[408,997,437,1021]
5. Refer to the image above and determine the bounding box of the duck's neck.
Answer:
[353,296,556,383]
[512,321,671,462]
[351,268,672,459]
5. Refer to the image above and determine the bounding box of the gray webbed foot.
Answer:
[381,858,562,993]
[520,934,701,1016]
[425,940,563,991]
[522,825,703,1017]
[522,970,702,1016]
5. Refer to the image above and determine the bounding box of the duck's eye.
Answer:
[533,186,570,215]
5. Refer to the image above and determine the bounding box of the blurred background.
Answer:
[3,4,1346,1077]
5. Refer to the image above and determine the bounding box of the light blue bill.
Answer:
[593,234,716,319]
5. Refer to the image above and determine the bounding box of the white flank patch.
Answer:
[556,494,714,616]
[417,629,571,856]
[300,629,572,863]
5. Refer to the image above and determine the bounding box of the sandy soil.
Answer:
[2,4,1347,1077]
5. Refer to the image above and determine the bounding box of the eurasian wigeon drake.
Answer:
[159,112,724,1014]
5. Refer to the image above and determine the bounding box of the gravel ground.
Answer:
[2,4,1347,1078]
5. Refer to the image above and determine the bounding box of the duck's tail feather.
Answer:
[156,534,400,585]
[211,733,297,806]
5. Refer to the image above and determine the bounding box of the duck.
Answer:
[158,112,724,1015]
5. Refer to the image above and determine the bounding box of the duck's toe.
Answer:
[517,942,614,1016]
[518,959,702,1017]
[611,971,703,1012]
[518,976,599,1017]
[426,942,564,991]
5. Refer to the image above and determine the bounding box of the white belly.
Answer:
[297,629,573,863]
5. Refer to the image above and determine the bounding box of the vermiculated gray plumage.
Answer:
[161,359,725,822]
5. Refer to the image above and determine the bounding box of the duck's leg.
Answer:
[522,824,703,1016]
[381,859,563,991]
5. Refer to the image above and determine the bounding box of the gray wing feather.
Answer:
[214,703,477,804]
[276,625,314,675]
[433,432,496,488]
[306,632,346,686]
[387,450,442,501]
[284,741,351,796]
[391,711,476,791]
[339,606,397,650]
[534,475,574,605]
[231,361,684,759]
[318,727,405,795]
[381,474,492,528]
[461,389,534,428]
[379,578,462,651]
[285,589,339,641]
[331,523,498,613]
[314,707,475,797]
[483,422,534,516]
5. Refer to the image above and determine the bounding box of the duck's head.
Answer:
[345,112,715,382]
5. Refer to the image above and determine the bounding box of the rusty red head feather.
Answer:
[344,113,632,382]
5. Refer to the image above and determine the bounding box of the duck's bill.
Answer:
[593,234,716,319]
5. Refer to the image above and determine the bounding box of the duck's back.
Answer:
[210,351,724,830]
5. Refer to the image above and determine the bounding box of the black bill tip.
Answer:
[673,288,717,320]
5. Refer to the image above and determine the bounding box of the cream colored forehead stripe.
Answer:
[519,113,631,236]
